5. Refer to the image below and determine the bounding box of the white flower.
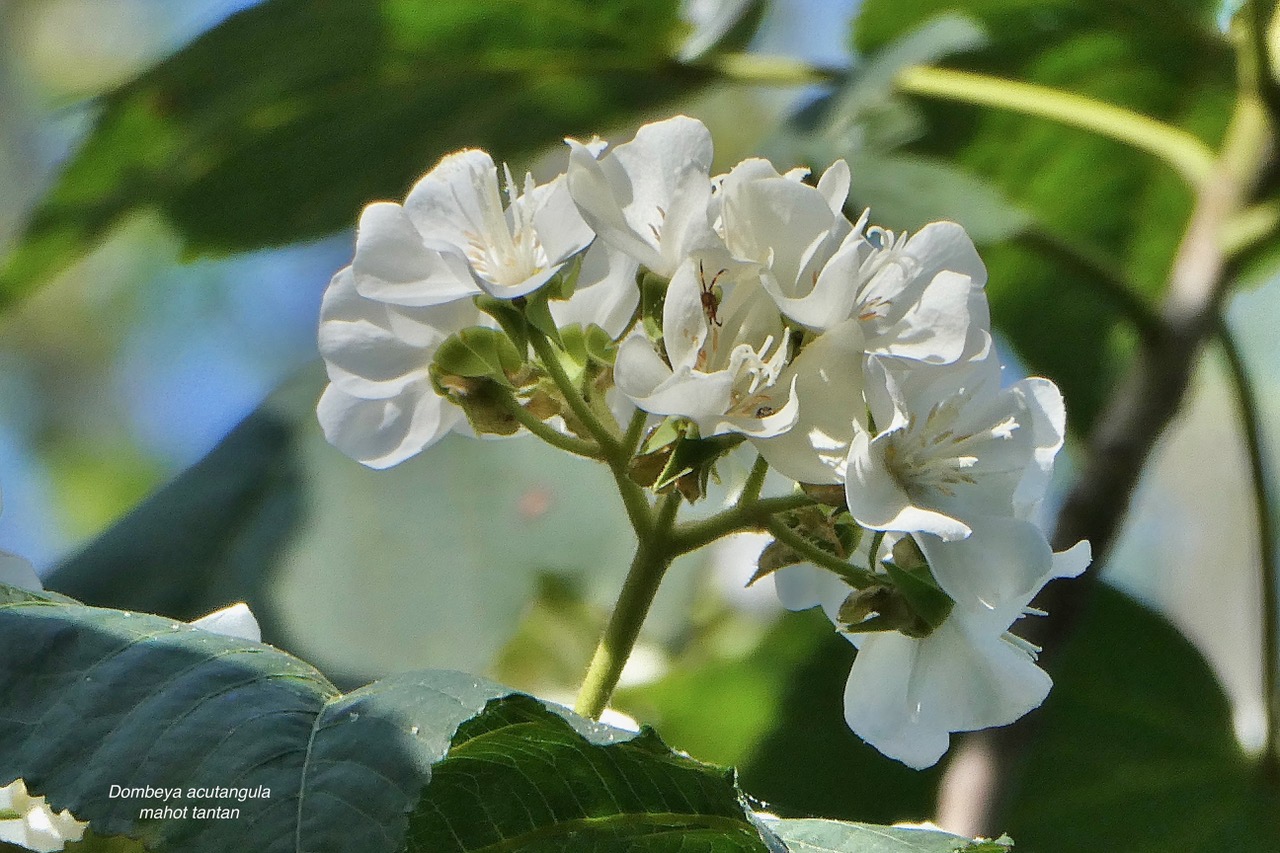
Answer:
[352,150,593,306]
[613,257,797,438]
[766,216,987,366]
[845,340,1065,541]
[750,318,866,484]
[566,116,719,279]
[841,520,1090,768]
[714,157,856,326]
[776,520,1090,769]
[317,266,478,469]
[190,603,261,643]
[678,0,755,61]
[0,779,86,853]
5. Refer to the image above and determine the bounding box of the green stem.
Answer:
[574,493,681,719]
[707,52,840,87]
[1218,319,1280,774]
[741,455,770,506]
[528,328,623,456]
[623,408,648,457]
[766,518,877,589]
[495,389,602,459]
[896,66,1217,189]
[668,493,816,555]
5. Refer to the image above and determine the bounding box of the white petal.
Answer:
[842,618,1051,769]
[319,268,479,398]
[774,562,850,616]
[317,381,461,469]
[751,319,865,484]
[549,243,640,339]
[902,220,986,288]
[661,259,712,371]
[471,263,562,300]
[916,517,1053,615]
[816,159,851,217]
[529,176,595,265]
[351,202,479,307]
[403,148,506,255]
[1052,540,1092,579]
[844,425,973,540]
[870,270,978,364]
[191,603,262,643]
[614,333,676,400]
[567,116,715,278]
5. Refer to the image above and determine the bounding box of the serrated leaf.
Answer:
[0,598,780,852]
[764,817,975,852]
[0,0,717,305]
[407,694,768,851]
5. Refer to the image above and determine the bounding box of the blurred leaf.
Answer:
[852,1,1236,430]
[1003,585,1280,850]
[617,610,825,768]
[0,0,716,305]
[848,154,1032,245]
[45,366,643,685]
[46,408,301,639]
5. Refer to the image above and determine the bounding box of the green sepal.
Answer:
[653,432,742,502]
[443,378,521,437]
[521,291,563,347]
[583,324,618,366]
[546,253,583,301]
[475,296,529,356]
[882,560,955,634]
[432,326,524,388]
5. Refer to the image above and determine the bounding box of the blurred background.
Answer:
[1,0,1277,848]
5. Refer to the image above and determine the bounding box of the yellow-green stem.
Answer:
[574,494,681,719]
[897,66,1217,189]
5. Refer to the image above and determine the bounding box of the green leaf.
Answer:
[0,0,715,306]
[1002,585,1280,850]
[851,1,1235,431]
[764,818,979,853]
[0,597,776,851]
[406,695,767,851]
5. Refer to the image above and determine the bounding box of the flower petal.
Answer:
[317,381,461,469]
[351,202,479,307]
[191,603,262,643]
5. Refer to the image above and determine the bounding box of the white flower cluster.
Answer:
[316,115,1088,769]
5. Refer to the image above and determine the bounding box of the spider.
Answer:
[697,260,727,328]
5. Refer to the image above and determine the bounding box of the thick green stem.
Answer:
[1219,320,1280,775]
[668,493,816,555]
[574,493,681,719]
[897,66,1217,189]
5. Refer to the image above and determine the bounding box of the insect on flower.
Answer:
[697,259,726,328]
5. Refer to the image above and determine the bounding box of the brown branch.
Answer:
[937,94,1274,837]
